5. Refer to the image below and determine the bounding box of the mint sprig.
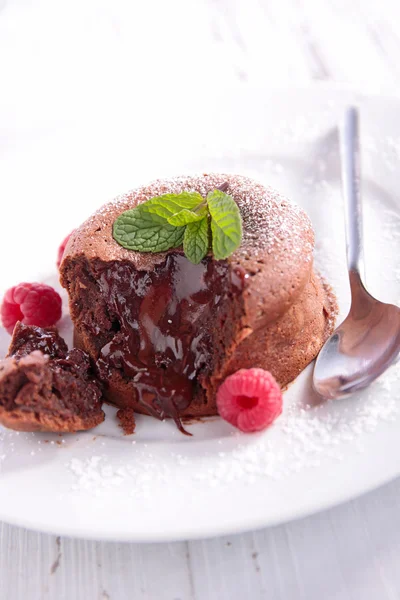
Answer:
[113,186,242,263]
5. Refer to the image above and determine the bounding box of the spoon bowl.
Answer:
[314,272,400,398]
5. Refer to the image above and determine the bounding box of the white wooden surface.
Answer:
[2,0,400,598]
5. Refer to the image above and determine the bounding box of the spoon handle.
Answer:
[340,106,365,279]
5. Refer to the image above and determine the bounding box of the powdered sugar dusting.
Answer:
[72,173,314,270]
[68,455,169,498]
[64,362,400,496]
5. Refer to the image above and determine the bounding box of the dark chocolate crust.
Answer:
[0,323,105,432]
[60,174,338,420]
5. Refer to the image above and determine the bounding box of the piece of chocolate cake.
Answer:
[0,323,104,432]
[60,174,337,430]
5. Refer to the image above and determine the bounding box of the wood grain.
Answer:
[2,477,400,599]
[1,0,400,598]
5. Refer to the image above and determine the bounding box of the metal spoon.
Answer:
[313,106,400,399]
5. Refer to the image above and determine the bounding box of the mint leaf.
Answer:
[183,217,209,264]
[207,190,242,259]
[167,205,207,226]
[113,185,243,260]
[113,206,185,252]
[141,192,204,220]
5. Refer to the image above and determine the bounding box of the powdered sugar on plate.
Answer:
[62,361,400,497]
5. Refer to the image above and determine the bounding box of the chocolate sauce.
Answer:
[94,254,242,432]
[5,324,103,419]
[9,323,68,360]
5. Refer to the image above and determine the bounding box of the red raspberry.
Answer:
[216,368,282,432]
[57,231,74,268]
[1,283,62,334]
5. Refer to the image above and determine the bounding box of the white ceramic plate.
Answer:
[0,85,399,542]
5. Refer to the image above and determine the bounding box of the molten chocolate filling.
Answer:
[94,254,242,432]
[5,324,103,418]
[9,324,68,360]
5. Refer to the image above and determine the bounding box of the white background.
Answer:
[1,0,400,598]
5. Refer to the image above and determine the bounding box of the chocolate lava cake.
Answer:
[60,174,337,430]
[0,323,104,432]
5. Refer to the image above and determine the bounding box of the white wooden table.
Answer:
[2,1,400,598]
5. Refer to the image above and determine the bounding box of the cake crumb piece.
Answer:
[0,322,104,433]
[117,408,136,435]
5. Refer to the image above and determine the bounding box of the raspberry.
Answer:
[57,231,74,268]
[216,368,282,432]
[1,283,62,334]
